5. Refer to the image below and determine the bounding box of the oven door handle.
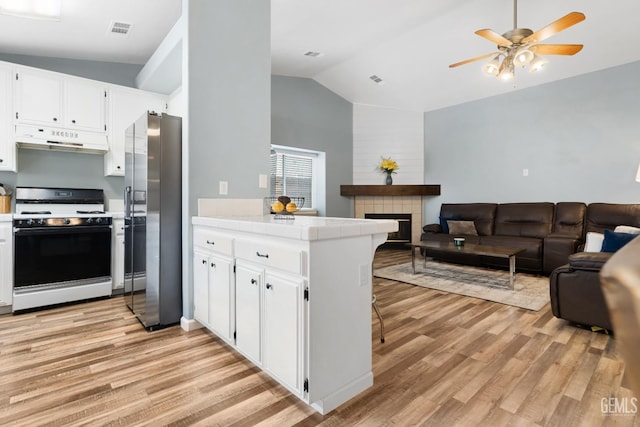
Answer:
[14,226,112,236]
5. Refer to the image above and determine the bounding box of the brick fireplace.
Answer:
[340,185,441,245]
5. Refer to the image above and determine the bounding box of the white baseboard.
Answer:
[180,316,204,331]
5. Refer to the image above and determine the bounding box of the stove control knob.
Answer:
[86,218,93,224]
[64,218,71,225]
[96,217,103,224]
[38,219,45,225]
[27,219,34,226]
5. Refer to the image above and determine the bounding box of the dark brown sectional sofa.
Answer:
[421,202,587,275]
[421,202,640,331]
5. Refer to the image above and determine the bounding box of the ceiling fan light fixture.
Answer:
[513,47,534,67]
[498,58,515,81]
[529,55,548,72]
[482,55,501,76]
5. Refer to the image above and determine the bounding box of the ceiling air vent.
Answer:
[304,51,323,57]
[108,21,133,36]
[369,75,384,84]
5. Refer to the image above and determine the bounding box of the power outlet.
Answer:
[259,174,268,188]
[219,181,228,195]
[522,168,529,177]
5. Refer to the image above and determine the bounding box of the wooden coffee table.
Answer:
[407,241,525,290]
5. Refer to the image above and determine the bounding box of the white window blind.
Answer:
[270,149,315,209]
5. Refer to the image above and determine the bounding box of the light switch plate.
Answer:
[219,181,228,195]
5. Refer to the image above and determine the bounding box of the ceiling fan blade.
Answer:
[533,44,583,55]
[522,12,585,44]
[449,52,498,69]
[475,29,512,47]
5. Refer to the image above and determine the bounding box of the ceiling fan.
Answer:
[449,0,585,80]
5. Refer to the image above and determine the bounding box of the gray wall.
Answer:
[184,0,271,319]
[0,53,143,86]
[0,55,140,203]
[424,60,640,224]
[271,75,353,218]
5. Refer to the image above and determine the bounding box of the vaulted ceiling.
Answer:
[1,0,639,112]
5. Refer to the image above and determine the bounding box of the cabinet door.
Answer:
[15,68,63,126]
[263,273,301,393]
[0,224,12,306]
[193,249,210,326]
[105,87,167,176]
[65,77,106,132]
[208,255,234,341]
[0,64,15,172]
[113,234,125,290]
[235,263,262,364]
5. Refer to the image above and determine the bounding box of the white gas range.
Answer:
[12,187,113,311]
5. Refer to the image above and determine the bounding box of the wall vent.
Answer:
[108,21,133,36]
[369,75,384,84]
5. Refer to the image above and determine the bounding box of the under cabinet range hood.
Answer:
[14,124,109,154]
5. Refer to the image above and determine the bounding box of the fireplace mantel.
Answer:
[340,185,440,197]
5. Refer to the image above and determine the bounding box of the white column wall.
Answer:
[353,104,424,185]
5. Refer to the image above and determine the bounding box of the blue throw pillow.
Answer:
[601,230,637,253]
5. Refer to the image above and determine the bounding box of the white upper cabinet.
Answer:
[104,86,166,176]
[15,67,107,133]
[14,68,63,126]
[0,63,16,172]
[65,78,107,133]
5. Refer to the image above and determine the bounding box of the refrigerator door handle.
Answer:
[124,186,132,219]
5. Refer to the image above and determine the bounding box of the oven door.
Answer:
[14,225,112,289]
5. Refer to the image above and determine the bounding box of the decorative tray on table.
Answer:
[265,196,305,220]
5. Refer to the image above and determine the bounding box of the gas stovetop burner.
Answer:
[21,211,52,215]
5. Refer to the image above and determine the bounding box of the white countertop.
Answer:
[110,212,124,219]
[0,213,12,222]
[192,215,398,241]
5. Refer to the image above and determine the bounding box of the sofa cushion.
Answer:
[422,232,481,245]
[553,202,586,239]
[439,203,497,236]
[494,203,554,239]
[586,203,640,234]
[601,230,638,253]
[447,220,478,236]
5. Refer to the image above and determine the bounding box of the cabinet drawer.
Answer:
[235,239,303,275]
[193,228,233,256]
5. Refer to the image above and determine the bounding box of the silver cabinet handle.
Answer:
[206,240,215,245]
[210,263,216,268]
[250,279,257,285]
[202,259,206,264]
[266,283,273,290]
[256,251,269,258]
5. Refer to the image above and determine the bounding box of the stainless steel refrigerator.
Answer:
[124,112,182,330]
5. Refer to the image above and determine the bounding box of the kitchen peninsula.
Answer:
[191,215,397,414]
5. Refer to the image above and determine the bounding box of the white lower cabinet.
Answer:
[192,227,235,343]
[112,219,125,290]
[263,271,302,393]
[234,262,262,364]
[191,216,395,415]
[0,221,12,306]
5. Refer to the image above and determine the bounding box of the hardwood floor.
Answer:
[0,249,637,426]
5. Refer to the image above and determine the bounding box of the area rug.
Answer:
[373,261,549,311]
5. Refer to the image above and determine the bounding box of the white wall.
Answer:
[353,104,424,185]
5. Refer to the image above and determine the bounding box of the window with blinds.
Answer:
[270,148,316,209]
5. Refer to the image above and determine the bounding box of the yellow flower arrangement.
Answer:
[378,157,399,175]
